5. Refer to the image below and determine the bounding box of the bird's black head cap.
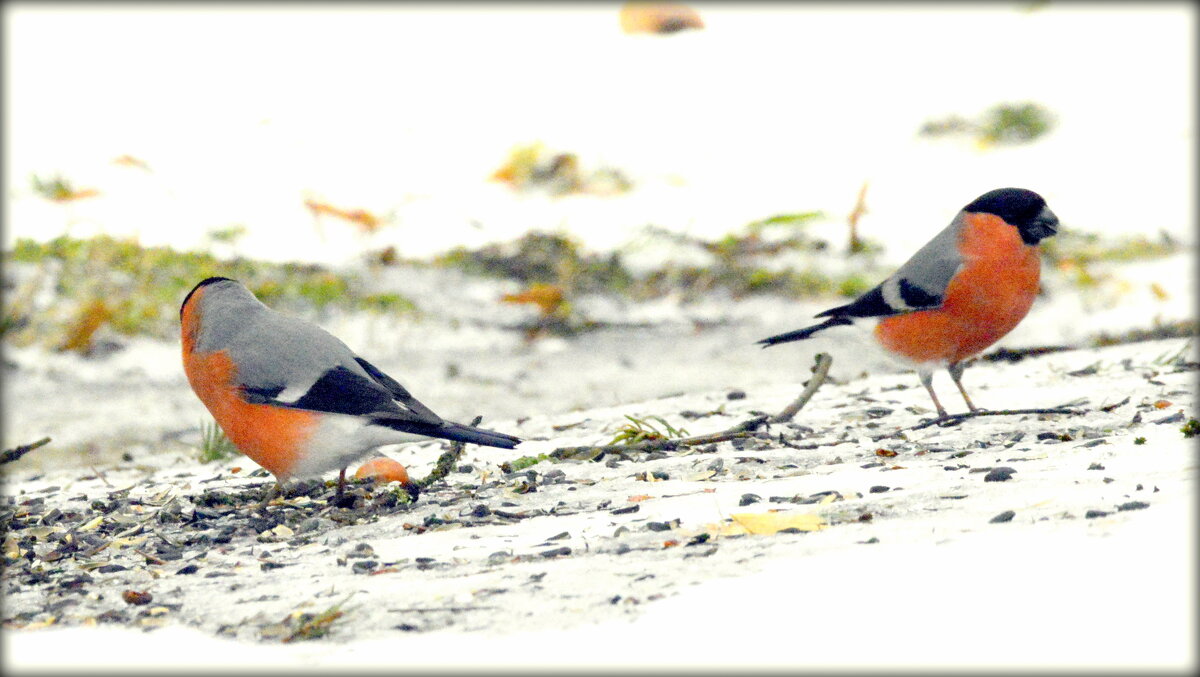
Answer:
[964,187,1058,244]
[180,276,237,318]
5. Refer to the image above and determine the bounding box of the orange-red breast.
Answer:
[759,187,1059,416]
[180,277,520,500]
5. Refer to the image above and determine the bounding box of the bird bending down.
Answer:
[759,187,1059,417]
[180,277,521,507]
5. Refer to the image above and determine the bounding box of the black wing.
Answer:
[241,364,443,426]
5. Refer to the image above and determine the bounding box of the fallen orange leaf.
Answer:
[628,494,653,503]
[57,298,112,354]
[500,283,565,317]
[304,198,383,234]
[112,154,151,171]
[619,2,704,35]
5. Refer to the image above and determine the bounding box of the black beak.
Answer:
[1022,206,1059,244]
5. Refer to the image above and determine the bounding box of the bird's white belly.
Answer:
[288,414,430,478]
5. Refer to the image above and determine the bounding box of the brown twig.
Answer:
[549,354,834,460]
[907,405,1087,431]
[847,181,869,253]
[1,437,51,464]
[770,352,834,423]
[387,606,499,613]
[417,416,481,488]
[550,429,757,461]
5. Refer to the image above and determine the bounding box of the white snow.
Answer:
[2,4,1196,672]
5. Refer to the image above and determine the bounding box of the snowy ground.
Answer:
[3,4,1196,673]
[3,336,1196,671]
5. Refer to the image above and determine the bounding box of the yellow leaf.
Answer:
[25,616,58,630]
[111,536,148,549]
[79,515,104,531]
[703,521,751,537]
[730,512,826,535]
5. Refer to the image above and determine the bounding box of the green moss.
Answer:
[357,292,419,315]
[838,274,873,298]
[920,101,1055,146]
[3,235,418,347]
[978,102,1054,144]
[500,453,551,473]
[437,231,633,295]
[1133,437,1147,445]
[1182,419,1200,439]
[1043,230,1183,267]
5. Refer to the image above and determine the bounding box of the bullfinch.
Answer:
[180,277,521,504]
[758,187,1059,417]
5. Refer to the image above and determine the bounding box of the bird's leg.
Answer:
[918,369,948,418]
[948,362,978,412]
[255,479,283,513]
[336,467,347,498]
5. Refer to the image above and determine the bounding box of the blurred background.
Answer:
[3,3,1195,468]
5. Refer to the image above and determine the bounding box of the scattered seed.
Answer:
[122,590,153,606]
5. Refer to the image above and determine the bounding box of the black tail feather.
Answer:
[757,316,853,347]
[372,419,521,449]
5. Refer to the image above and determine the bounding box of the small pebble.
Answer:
[989,510,1016,523]
[869,485,889,494]
[983,467,1017,482]
[1085,510,1110,519]
[1117,501,1150,511]
[351,560,378,574]
[540,546,571,558]
[739,494,761,506]
[1153,412,1185,424]
[726,390,747,400]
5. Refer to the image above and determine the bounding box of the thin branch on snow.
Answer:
[769,352,834,424]
[550,429,757,460]
[418,416,482,488]
[906,405,1088,431]
[548,354,835,460]
[1,437,51,465]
